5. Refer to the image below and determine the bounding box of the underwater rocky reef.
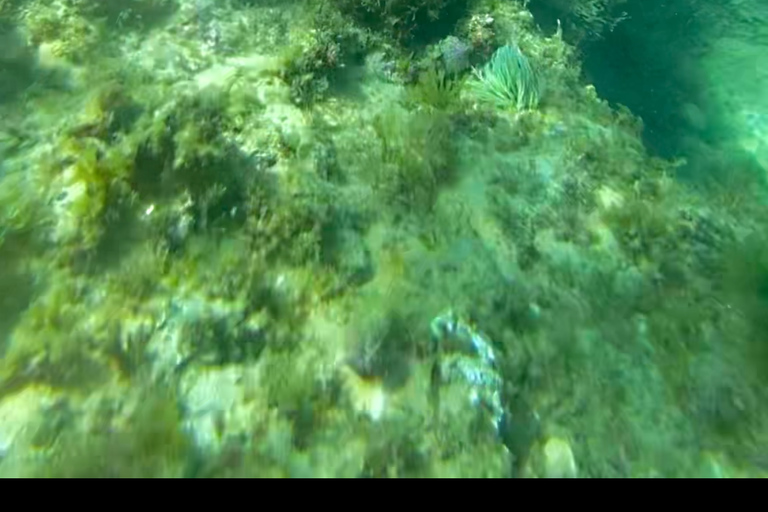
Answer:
[0,0,767,477]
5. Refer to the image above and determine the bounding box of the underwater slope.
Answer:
[0,0,767,477]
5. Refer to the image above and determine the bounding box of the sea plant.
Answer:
[468,43,540,111]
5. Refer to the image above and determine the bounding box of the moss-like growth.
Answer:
[0,167,47,249]
[407,65,463,112]
[277,2,374,106]
[0,27,37,102]
[364,107,457,213]
[245,166,341,265]
[20,0,103,62]
[78,0,176,30]
[20,0,174,63]
[40,387,191,478]
[0,258,35,356]
[332,0,467,43]
[0,277,112,393]
[345,307,417,389]
[162,235,315,365]
[43,135,135,262]
[134,90,236,197]
[68,82,143,142]
[721,231,768,375]
[362,416,431,477]
[128,88,256,254]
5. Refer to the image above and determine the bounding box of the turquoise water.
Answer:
[0,0,767,477]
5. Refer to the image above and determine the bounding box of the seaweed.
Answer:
[40,387,191,478]
[366,107,457,213]
[331,0,468,43]
[407,65,463,112]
